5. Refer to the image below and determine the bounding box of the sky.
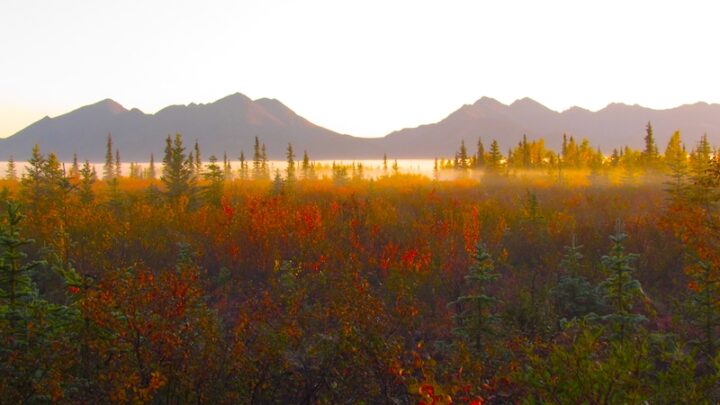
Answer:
[1,0,719,138]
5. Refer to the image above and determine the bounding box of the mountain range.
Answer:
[1,93,719,161]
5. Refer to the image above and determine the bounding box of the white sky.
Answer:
[1,0,718,138]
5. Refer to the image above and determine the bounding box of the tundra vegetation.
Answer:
[1,125,719,403]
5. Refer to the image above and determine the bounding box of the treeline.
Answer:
[0,127,719,402]
[438,122,714,176]
[6,121,716,185]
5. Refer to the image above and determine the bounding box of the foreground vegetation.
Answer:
[1,127,720,403]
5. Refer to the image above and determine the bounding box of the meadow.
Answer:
[0,131,719,403]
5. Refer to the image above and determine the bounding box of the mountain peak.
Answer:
[90,98,127,114]
[473,96,505,107]
[214,92,253,105]
[510,97,546,109]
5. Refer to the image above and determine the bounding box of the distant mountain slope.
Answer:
[0,93,374,161]
[1,93,719,161]
[382,97,720,158]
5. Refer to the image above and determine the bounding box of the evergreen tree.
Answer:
[239,150,248,180]
[261,143,269,179]
[0,201,44,326]
[457,140,469,170]
[302,150,310,179]
[194,140,202,176]
[392,159,399,175]
[5,156,17,181]
[78,160,95,204]
[566,136,579,168]
[476,137,485,168]
[521,134,530,168]
[286,143,296,184]
[599,221,647,341]
[162,134,195,200]
[272,169,284,194]
[70,153,79,178]
[383,153,388,173]
[202,155,224,205]
[20,145,46,210]
[686,260,720,358]
[552,237,603,321]
[448,243,501,352]
[488,139,502,172]
[690,133,712,178]
[642,121,659,166]
[115,149,121,179]
[252,136,262,180]
[103,133,114,181]
[664,131,688,197]
[355,162,364,180]
[0,201,81,401]
[332,162,349,186]
[589,147,604,175]
[148,153,156,180]
[223,152,232,180]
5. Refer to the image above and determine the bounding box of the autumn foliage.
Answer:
[1,132,719,403]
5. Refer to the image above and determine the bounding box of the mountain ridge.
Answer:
[2,93,719,161]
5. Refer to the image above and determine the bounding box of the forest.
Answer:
[1,123,719,403]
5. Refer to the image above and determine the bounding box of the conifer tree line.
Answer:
[438,122,715,174]
[4,122,718,185]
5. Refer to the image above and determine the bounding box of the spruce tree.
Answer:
[488,139,502,172]
[194,140,202,176]
[476,137,485,168]
[449,242,501,352]
[20,145,46,210]
[642,121,659,166]
[302,150,310,180]
[44,153,65,188]
[522,134,530,168]
[103,133,114,181]
[457,140,469,170]
[600,221,646,341]
[272,168,284,194]
[202,155,224,205]
[70,153,79,178]
[261,143,269,179]
[115,149,121,179]
[223,152,232,180]
[690,133,712,178]
[239,150,247,180]
[664,131,688,198]
[5,156,17,181]
[552,237,603,321]
[162,134,195,200]
[148,153,156,180]
[383,153,388,173]
[687,260,720,358]
[252,136,262,180]
[79,160,95,204]
[0,201,44,326]
[286,143,296,184]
